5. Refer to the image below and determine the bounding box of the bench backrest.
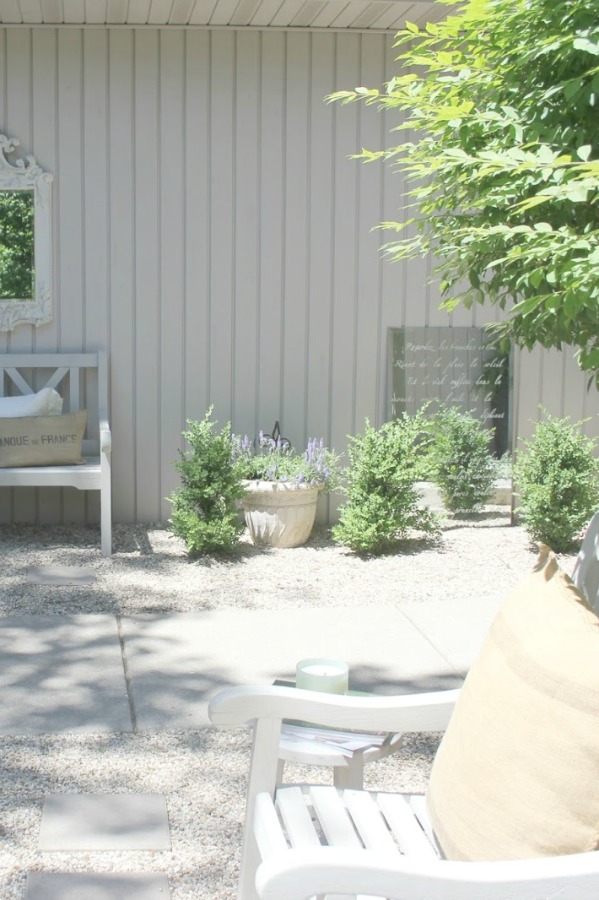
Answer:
[0,351,108,458]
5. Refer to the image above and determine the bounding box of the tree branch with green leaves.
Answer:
[329,0,599,384]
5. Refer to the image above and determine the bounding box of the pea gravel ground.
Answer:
[0,513,580,899]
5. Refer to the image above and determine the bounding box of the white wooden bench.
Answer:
[0,351,112,556]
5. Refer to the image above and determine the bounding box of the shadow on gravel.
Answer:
[441,509,513,531]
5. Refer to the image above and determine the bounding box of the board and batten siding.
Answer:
[0,26,597,529]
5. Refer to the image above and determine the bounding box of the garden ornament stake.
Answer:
[264,420,291,451]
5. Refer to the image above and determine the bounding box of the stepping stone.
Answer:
[27,565,97,585]
[26,873,170,899]
[38,794,170,851]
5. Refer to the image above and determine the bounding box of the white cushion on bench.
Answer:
[0,387,63,418]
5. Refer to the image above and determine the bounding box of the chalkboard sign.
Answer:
[388,326,511,456]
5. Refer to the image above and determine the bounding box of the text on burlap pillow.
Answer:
[426,544,599,861]
[0,411,87,467]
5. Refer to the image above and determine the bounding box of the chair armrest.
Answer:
[208,685,459,734]
[99,418,112,455]
[256,847,599,900]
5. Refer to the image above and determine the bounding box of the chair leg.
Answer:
[238,718,283,900]
[100,461,112,557]
[333,753,365,790]
[237,831,262,900]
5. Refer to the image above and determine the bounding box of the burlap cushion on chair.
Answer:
[0,411,87,466]
[427,544,599,861]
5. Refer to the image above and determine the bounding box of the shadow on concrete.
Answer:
[0,615,131,734]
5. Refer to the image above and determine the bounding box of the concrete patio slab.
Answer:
[399,593,504,674]
[0,615,131,734]
[26,873,170,899]
[38,794,170,851]
[27,565,97,585]
[122,607,463,730]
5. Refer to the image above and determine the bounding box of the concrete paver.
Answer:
[27,565,97,585]
[0,615,131,734]
[38,794,171,851]
[0,601,492,735]
[399,594,504,674]
[26,873,170,899]
[122,607,463,730]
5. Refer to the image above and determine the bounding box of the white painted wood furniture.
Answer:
[572,510,599,612]
[0,352,112,556]
[278,721,404,789]
[209,684,599,900]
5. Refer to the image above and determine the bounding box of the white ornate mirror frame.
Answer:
[0,134,53,331]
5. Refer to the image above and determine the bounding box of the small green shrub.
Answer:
[430,408,496,513]
[332,414,440,554]
[513,411,599,553]
[168,408,245,556]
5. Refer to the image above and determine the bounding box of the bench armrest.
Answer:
[209,684,459,734]
[256,847,599,900]
[99,418,112,455]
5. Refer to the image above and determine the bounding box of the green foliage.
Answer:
[513,411,599,552]
[430,408,496,513]
[329,0,599,384]
[332,414,440,554]
[232,432,340,492]
[168,408,245,556]
[0,191,34,299]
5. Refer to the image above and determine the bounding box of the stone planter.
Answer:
[241,480,321,548]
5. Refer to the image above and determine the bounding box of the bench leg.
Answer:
[101,498,112,556]
[101,457,112,557]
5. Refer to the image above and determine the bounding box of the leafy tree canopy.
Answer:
[329,0,599,385]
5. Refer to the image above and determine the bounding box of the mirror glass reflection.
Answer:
[0,190,35,301]
[0,133,53,330]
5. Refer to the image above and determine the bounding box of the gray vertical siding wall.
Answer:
[0,26,597,527]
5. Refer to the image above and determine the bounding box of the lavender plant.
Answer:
[232,431,340,491]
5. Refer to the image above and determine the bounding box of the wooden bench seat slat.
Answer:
[344,789,400,855]
[276,786,321,849]
[254,792,289,861]
[377,792,439,859]
[309,786,362,849]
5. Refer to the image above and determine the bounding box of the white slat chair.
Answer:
[209,684,599,900]
[0,351,112,555]
[210,540,599,900]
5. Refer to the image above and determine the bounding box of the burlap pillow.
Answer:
[0,412,87,467]
[426,544,599,861]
